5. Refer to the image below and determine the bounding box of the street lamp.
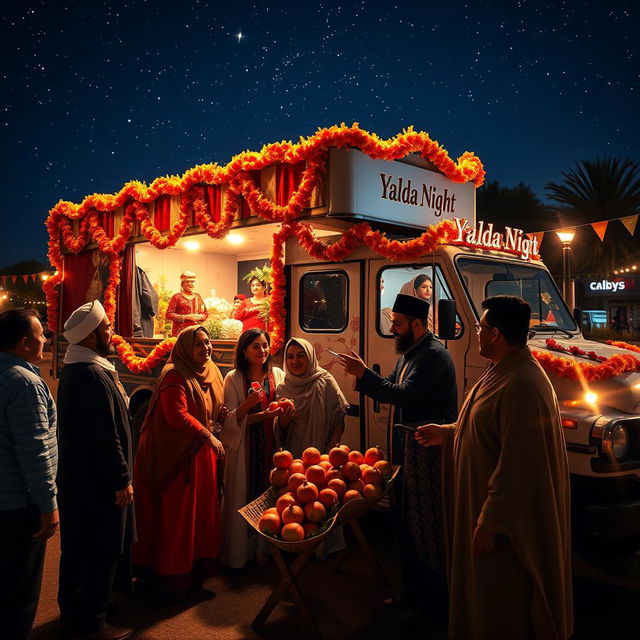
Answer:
[556,229,576,309]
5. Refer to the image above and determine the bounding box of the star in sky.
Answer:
[235,31,243,43]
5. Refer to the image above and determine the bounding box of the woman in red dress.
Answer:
[233,277,267,332]
[132,325,226,596]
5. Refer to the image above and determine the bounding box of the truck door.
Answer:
[289,261,364,450]
[365,258,470,458]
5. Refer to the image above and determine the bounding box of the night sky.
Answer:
[1,0,638,265]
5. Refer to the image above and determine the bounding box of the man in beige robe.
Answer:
[416,295,573,639]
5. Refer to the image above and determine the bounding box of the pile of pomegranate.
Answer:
[258,444,392,542]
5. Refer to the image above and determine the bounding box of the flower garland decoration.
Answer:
[606,340,640,355]
[531,338,640,382]
[45,124,485,370]
[111,335,176,374]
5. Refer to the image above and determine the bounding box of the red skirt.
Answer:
[132,443,220,593]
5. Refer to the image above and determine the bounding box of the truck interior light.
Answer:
[584,391,598,405]
[226,232,244,245]
[561,418,578,429]
[184,240,200,251]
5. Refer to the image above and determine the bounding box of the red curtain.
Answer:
[240,171,261,218]
[101,212,115,238]
[202,185,222,225]
[276,162,305,205]
[154,195,171,231]
[117,245,135,337]
[61,250,108,327]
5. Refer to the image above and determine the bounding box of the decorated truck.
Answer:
[45,124,640,545]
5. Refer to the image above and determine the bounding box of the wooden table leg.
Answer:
[252,545,320,637]
[349,518,389,587]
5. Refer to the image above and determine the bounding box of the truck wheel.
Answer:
[131,398,150,453]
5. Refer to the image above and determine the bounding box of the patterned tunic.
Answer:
[166,292,208,337]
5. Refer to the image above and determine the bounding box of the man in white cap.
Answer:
[56,301,135,640]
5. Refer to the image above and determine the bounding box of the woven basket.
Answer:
[239,465,400,554]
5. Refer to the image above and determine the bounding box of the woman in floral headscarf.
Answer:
[133,326,226,596]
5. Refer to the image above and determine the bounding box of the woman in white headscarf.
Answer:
[276,337,349,457]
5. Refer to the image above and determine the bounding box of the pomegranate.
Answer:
[281,504,304,525]
[364,445,384,466]
[273,448,293,469]
[325,467,345,482]
[276,494,298,516]
[339,443,351,453]
[264,507,279,516]
[363,483,383,499]
[258,512,281,535]
[320,453,330,462]
[289,459,306,475]
[328,446,349,467]
[362,466,382,485]
[303,500,327,523]
[327,478,347,498]
[281,522,305,542]
[305,465,326,486]
[269,467,289,487]
[342,461,361,482]
[287,472,307,492]
[348,479,365,494]
[302,447,322,466]
[374,459,392,481]
[348,450,365,465]
[296,481,319,504]
[268,401,280,411]
[318,487,339,509]
[319,460,332,472]
[343,489,363,502]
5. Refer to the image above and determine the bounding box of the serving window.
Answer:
[299,271,349,332]
[377,264,463,339]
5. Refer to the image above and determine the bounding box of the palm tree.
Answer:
[543,158,640,276]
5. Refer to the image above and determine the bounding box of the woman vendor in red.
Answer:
[233,277,267,331]
[132,325,226,596]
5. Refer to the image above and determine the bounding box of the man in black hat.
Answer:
[339,293,457,624]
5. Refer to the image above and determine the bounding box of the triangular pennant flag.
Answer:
[620,215,638,236]
[31,274,37,282]
[1,275,6,285]
[11,275,17,284]
[591,221,608,242]
[22,275,29,283]
[526,232,545,249]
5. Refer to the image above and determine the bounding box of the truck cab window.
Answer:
[300,271,349,332]
[378,264,462,339]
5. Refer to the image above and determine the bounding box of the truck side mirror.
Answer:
[573,307,589,333]
[438,299,457,340]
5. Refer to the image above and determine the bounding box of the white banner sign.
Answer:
[327,148,475,229]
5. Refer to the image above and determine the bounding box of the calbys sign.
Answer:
[451,218,540,260]
[584,276,639,298]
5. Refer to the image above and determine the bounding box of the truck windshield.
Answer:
[455,257,578,332]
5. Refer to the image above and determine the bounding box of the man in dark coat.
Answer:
[339,293,457,623]
[57,300,135,640]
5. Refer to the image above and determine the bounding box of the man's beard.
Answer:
[94,331,114,358]
[394,326,415,354]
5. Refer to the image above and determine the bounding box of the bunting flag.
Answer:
[1,276,6,285]
[620,214,638,236]
[591,221,608,242]
[526,231,545,247]
[11,276,17,284]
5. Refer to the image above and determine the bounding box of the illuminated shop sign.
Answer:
[584,277,639,297]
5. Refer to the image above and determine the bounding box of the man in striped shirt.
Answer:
[0,308,58,640]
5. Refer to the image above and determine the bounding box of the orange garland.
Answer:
[531,349,640,382]
[45,124,486,370]
[606,340,640,354]
[112,335,176,374]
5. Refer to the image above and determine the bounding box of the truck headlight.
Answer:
[603,423,629,460]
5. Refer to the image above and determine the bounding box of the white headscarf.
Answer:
[398,276,434,332]
[276,337,349,457]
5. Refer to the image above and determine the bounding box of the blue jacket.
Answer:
[0,352,58,512]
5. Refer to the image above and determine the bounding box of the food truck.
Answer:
[46,125,640,545]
